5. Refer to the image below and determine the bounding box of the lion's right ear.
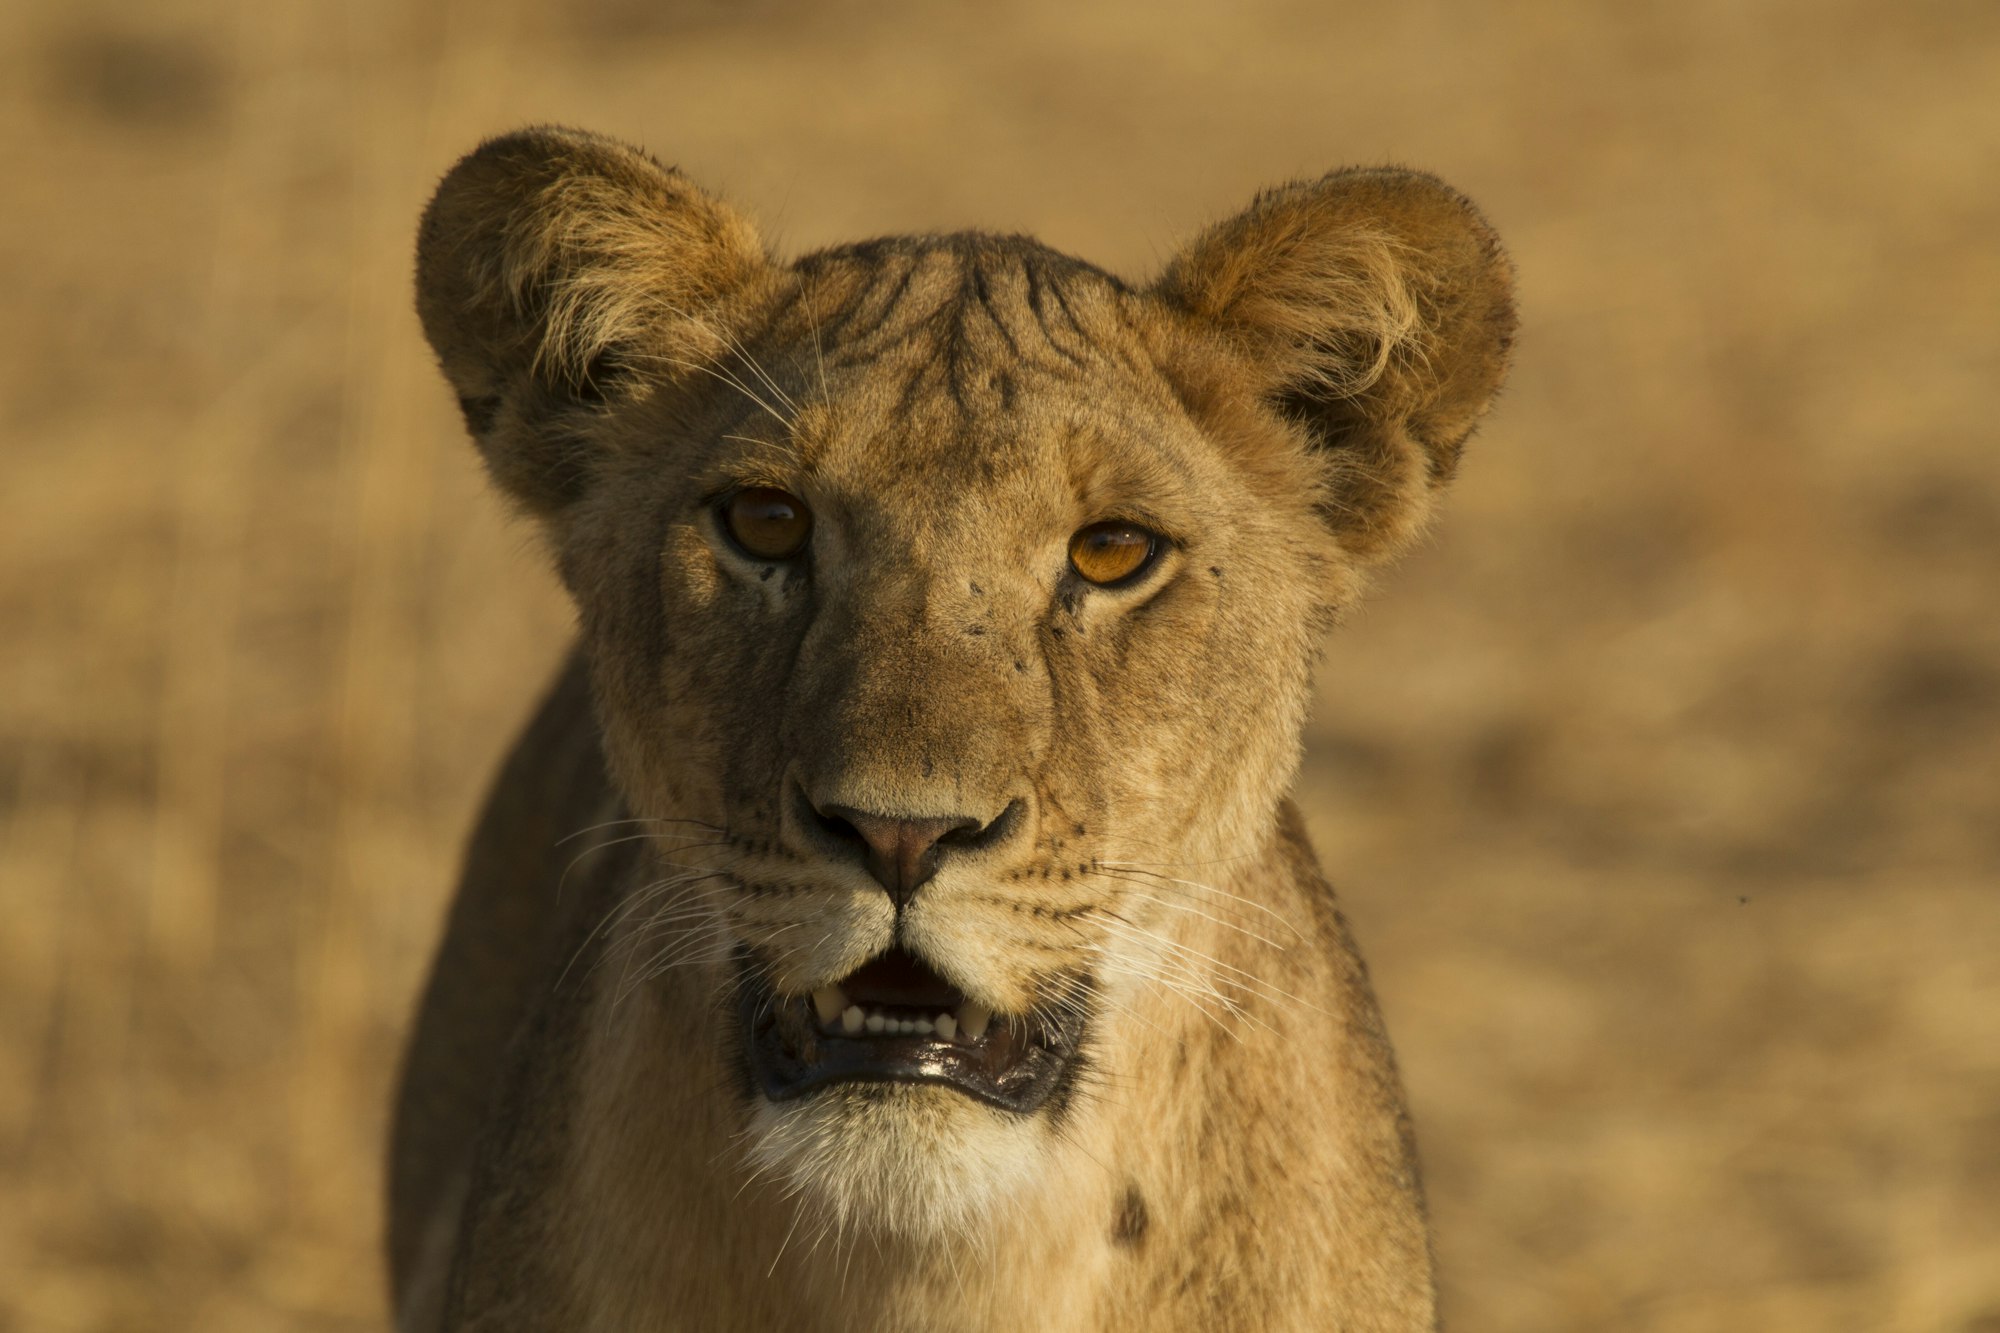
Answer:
[1153,169,1515,564]
[416,126,771,517]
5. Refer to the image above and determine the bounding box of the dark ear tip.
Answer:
[420,126,666,248]
[451,124,668,184]
[1319,165,1511,267]
[1313,163,1519,394]
[415,127,681,369]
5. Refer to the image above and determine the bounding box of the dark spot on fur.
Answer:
[1014,660,1027,673]
[759,567,775,581]
[1073,823,1086,836]
[1112,1184,1149,1247]
[969,581,985,595]
[965,624,986,636]
[1209,565,1223,578]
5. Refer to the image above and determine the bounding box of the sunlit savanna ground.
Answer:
[2,0,1997,1328]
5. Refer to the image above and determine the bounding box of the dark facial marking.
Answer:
[1112,1183,1150,1247]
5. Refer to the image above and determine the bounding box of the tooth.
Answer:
[865,1013,886,1034]
[958,1002,992,1040]
[935,1012,957,1040]
[914,1018,934,1035]
[812,986,847,1025]
[841,1005,864,1035]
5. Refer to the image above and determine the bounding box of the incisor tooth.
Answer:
[958,1002,992,1040]
[935,1012,957,1040]
[841,1005,864,1035]
[865,1013,886,1034]
[812,986,846,1025]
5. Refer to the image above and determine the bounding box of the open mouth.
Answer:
[741,947,1087,1113]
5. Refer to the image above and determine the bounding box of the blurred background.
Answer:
[2,0,1996,1328]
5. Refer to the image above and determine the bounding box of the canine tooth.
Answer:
[865,1013,886,1034]
[914,1018,934,1035]
[935,1012,957,1040]
[958,1002,992,1040]
[841,1005,864,1035]
[812,986,846,1025]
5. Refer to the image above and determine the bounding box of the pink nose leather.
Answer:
[836,812,974,907]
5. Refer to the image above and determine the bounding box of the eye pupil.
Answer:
[1068,522,1159,586]
[725,487,812,560]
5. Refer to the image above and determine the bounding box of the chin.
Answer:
[743,1083,1053,1244]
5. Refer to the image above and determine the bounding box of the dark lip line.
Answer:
[735,957,1094,1115]
[754,1033,1047,1113]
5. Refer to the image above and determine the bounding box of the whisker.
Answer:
[558,869,731,993]
[556,833,738,900]
[1094,861,1307,940]
[554,815,724,848]
[1099,917,1330,1020]
[1088,875,1291,951]
[714,325,799,416]
[623,348,792,430]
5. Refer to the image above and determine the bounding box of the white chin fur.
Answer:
[745,1084,1045,1243]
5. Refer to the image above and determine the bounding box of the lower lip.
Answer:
[739,984,1083,1114]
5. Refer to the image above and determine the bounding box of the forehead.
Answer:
[738,236,1210,529]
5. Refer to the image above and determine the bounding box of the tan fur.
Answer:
[392,126,1514,1332]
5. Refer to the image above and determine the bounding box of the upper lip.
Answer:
[739,946,1089,1113]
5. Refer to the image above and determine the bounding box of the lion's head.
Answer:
[417,127,1512,1240]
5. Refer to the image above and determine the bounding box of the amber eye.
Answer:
[1068,521,1160,586]
[723,487,813,561]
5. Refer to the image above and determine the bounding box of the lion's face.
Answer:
[416,129,1512,1239]
[567,246,1335,1234]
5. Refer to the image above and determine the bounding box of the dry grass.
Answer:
[2,0,1996,1328]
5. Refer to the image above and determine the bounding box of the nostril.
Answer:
[937,797,1024,851]
[812,804,865,847]
[794,781,864,847]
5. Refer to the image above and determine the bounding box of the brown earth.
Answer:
[2,0,1996,1328]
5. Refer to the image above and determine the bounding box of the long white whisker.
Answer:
[1091,878,1291,952]
[555,815,724,848]
[558,869,730,992]
[624,349,792,430]
[715,325,799,415]
[1101,917,1330,1020]
[1095,861,1307,940]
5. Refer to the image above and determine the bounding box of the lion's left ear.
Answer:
[1153,168,1516,562]
[417,126,773,520]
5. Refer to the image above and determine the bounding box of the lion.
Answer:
[389,125,1514,1332]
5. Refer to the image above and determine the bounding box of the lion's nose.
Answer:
[806,795,1023,908]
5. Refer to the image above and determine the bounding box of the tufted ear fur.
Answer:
[416,126,772,517]
[1154,168,1516,562]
